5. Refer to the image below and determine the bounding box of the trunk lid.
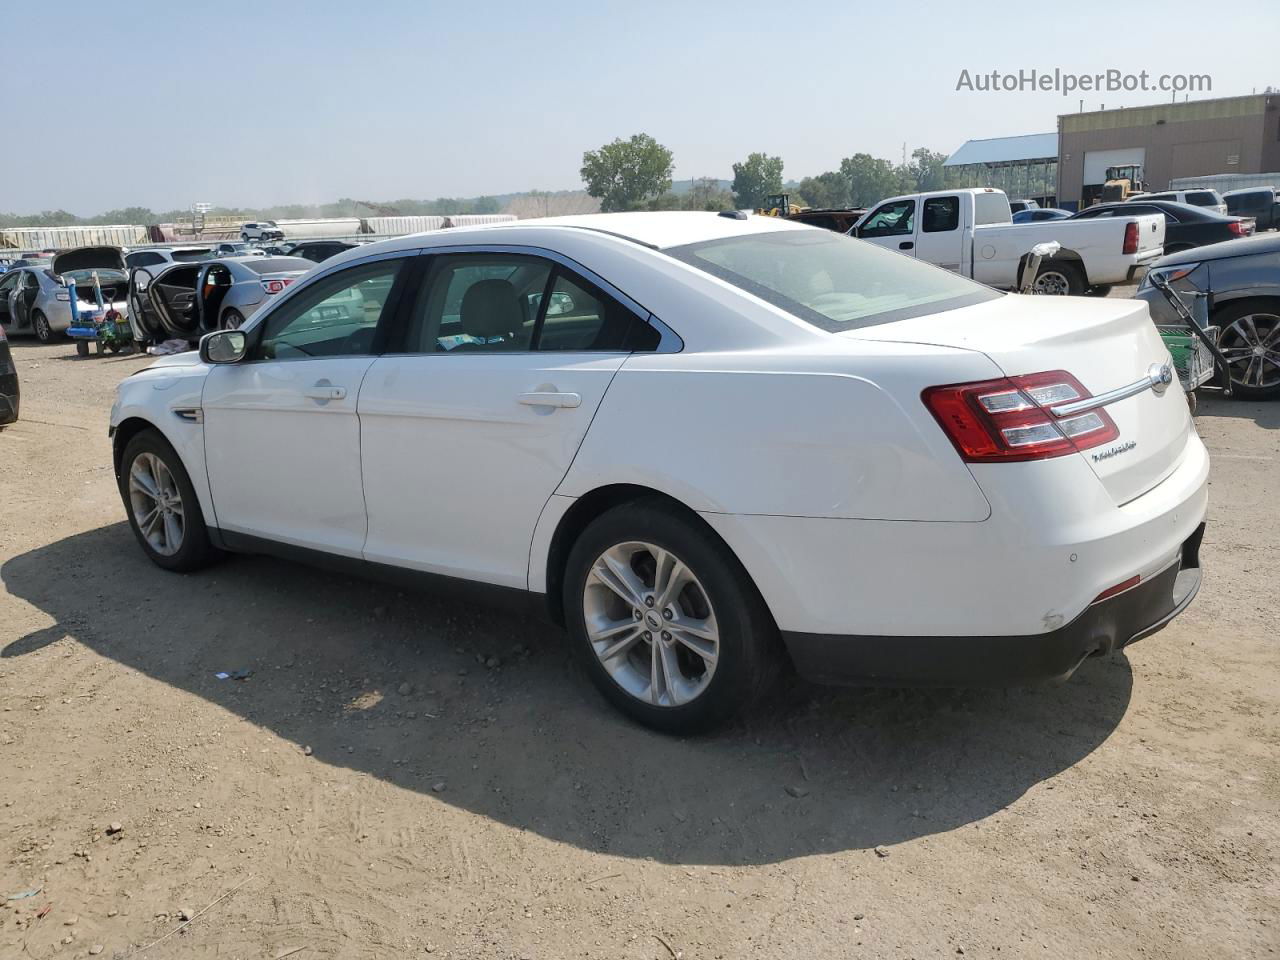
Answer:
[847,293,1192,505]
[1127,213,1165,256]
[52,246,126,276]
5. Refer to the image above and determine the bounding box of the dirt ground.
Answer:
[1,322,1277,960]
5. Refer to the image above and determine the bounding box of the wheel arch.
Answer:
[1016,247,1087,290]
[540,483,768,630]
[111,410,218,532]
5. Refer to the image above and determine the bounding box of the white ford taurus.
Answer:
[110,212,1208,733]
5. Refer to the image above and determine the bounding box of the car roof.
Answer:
[1223,186,1276,196]
[1155,230,1280,266]
[337,212,811,263]
[1086,200,1223,219]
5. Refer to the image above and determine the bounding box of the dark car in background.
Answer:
[0,323,19,428]
[1134,232,1280,399]
[1224,187,1280,232]
[1012,208,1071,223]
[285,240,358,263]
[1070,200,1252,253]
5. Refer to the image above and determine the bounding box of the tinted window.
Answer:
[126,252,166,268]
[1185,191,1220,207]
[256,259,401,360]
[1225,191,1269,212]
[171,249,212,262]
[670,229,1000,332]
[406,254,550,353]
[859,200,914,237]
[922,196,959,233]
[535,272,658,352]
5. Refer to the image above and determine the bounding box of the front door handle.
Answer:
[304,381,347,403]
[518,391,581,409]
[899,241,914,250]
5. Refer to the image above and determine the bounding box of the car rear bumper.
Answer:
[782,522,1203,687]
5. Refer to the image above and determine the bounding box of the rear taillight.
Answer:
[922,370,1119,463]
[1122,221,1139,254]
[1228,220,1251,236]
[261,277,295,294]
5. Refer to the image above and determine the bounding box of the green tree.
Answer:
[838,153,910,206]
[795,171,850,209]
[731,153,784,209]
[580,134,674,212]
[906,148,949,192]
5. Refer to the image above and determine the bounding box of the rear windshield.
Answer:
[242,257,312,274]
[1185,191,1223,206]
[171,248,212,262]
[667,229,1000,332]
[61,268,127,285]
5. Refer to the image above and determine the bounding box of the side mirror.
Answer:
[546,291,575,316]
[200,329,247,364]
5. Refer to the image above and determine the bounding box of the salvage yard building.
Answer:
[1056,92,1280,209]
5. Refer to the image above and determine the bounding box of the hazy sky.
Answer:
[8,0,1276,213]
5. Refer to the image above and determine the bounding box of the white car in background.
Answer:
[109,213,1208,733]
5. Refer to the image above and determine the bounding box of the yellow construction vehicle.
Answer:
[1100,164,1146,203]
[757,193,805,217]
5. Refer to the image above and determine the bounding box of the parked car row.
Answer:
[1070,199,1254,253]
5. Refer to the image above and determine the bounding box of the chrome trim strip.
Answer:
[1049,363,1174,418]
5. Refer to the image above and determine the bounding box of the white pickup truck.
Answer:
[852,188,1164,295]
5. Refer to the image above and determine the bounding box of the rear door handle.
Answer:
[304,381,347,403]
[518,391,581,409]
[899,241,914,250]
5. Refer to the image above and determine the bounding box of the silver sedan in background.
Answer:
[0,247,130,342]
[129,256,316,344]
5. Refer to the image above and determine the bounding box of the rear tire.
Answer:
[118,429,219,572]
[1033,261,1087,296]
[221,309,246,330]
[563,497,778,734]
[32,310,53,343]
[1214,299,1280,399]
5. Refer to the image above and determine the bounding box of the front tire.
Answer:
[32,310,54,343]
[221,309,246,330]
[118,429,218,572]
[564,498,777,734]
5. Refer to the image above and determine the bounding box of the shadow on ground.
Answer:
[1193,391,1280,429]
[2,522,1133,866]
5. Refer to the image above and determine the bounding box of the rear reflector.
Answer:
[1092,574,1141,604]
[922,370,1119,463]
[1122,221,1139,255]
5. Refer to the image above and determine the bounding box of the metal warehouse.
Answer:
[1057,92,1280,208]
[943,132,1058,206]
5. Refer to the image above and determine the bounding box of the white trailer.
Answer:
[1170,172,1280,194]
[1,224,148,251]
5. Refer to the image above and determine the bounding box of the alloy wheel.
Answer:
[1218,312,1280,390]
[33,312,51,341]
[582,541,719,707]
[128,452,185,556]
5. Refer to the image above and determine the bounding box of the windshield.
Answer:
[667,229,1000,331]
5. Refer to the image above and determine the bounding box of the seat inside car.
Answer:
[452,278,527,350]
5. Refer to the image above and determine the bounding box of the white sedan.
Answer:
[109,212,1208,733]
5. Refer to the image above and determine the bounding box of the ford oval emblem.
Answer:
[1149,361,1174,395]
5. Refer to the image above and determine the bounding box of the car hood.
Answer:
[52,246,126,276]
[1153,231,1280,267]
[145,350,204,370]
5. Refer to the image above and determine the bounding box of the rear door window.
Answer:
[922,196,960,232]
